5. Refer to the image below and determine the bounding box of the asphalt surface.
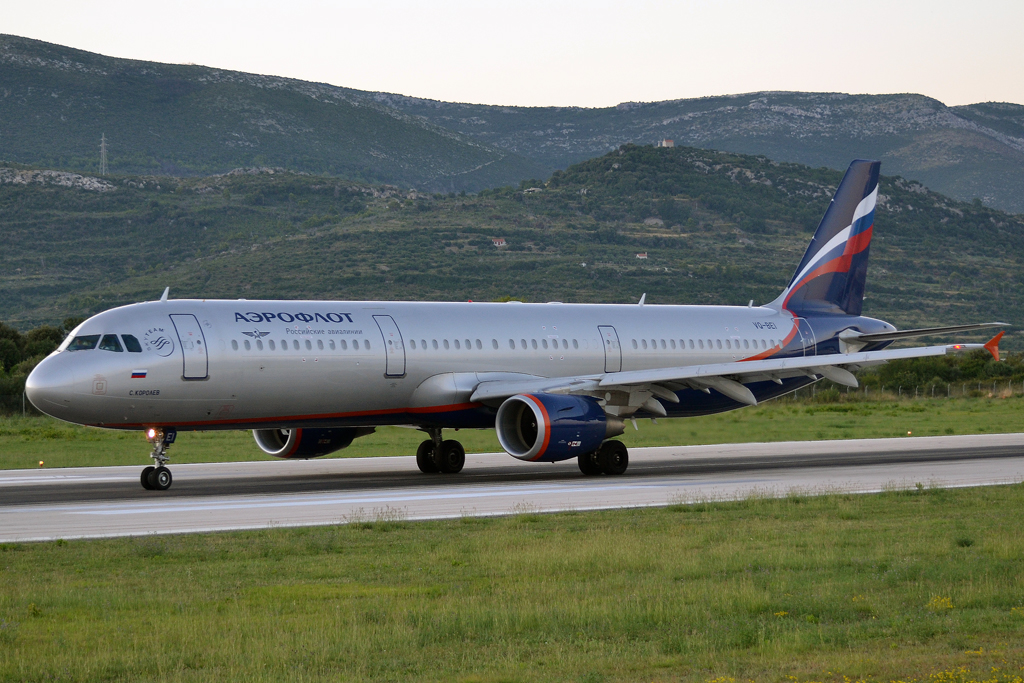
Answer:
[2,433,1023,542]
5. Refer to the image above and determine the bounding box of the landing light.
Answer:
[147,428,157,441]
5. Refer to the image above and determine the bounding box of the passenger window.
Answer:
[531,339,538,350]
[420,339,426,349]
[317,339,324,350]
[743,339,749,349]
[340,340,348,350]
[641,339,648,350]
[725,339,731,350]
[476,339,483,350]
[122,335,143,353]
[231,340,239,351]
[688,339,694,349]
[444,340,450,350]
[432,340,439,349]
[508,339,515,349]
[454,339,461,350]
[410,340,417,350]
[660,339,666,349]
[465,339,471,350]
[492,339,499,350]
[562,339,568,349]
[698,339,704,350]
[305,340,312,350]
[67,335,101,351]
[269,340,276,350]
[244,340,251,351]
[329,340,336,350]
[99,334,123,352]
[256,340,264,350]
[573,339,579,349]
[520,339,527,349]
[292,340,299,350]
[632,339,638,349]
[716,339,722,349]
[542,339,548,349]
[670,340,676,350]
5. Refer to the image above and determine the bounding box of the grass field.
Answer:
[1,485,1023,682]
[2,394,1023,470]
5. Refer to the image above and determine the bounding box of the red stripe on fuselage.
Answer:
[105,401,484,431]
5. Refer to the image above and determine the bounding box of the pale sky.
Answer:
[6,0,1023,108]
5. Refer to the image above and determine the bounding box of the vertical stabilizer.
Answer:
[770,160,880,316]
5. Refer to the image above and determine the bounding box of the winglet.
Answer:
[984,331,1004,362]
[160,287,170,302]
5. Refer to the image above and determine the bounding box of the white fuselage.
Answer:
[27,299,813,431]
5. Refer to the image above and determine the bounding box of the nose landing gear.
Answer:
[141,428,176,491]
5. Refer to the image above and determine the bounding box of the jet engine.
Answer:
[495,394,623,462]
[253,427,375,459]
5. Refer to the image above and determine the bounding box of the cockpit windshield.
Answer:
[99,334,124,352]
[66,335,101,351]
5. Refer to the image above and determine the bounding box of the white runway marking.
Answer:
[1,434,1023,542]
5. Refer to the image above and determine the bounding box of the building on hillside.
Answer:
[492,238,507,247]
[656,139,674,148]
[636,252,648,259]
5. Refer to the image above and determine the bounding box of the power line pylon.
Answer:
[99,133,108,175]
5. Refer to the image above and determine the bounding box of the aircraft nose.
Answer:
[25,355,76,417]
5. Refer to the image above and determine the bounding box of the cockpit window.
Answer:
[67,335,101,351]
[122,335,143,353]
[99,334,124,352]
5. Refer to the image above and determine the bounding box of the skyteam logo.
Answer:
[143,327,176,357]
[234,311,354,324]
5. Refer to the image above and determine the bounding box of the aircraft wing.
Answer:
[470,341,992,407]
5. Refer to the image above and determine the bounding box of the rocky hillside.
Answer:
[2,35,1022,213]
[373,92,1024,214]
[2,146,1021,350]
[0,35,546,192]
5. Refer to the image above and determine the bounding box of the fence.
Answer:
[791,380,1023,401]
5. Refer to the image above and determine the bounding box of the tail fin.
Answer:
[770,159,880,316]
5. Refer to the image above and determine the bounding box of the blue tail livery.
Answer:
[771,159,880,316]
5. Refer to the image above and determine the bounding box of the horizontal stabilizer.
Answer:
[839,322,1008,346]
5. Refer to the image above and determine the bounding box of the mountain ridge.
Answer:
[2,35,1023,212]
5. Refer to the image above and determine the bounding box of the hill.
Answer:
[2,36,1023,213]
[0,35,546,193]
[1,146,1021,351]
[375,91,1024,214]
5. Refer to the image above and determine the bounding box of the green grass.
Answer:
[2,394,1023,469]
[1,485,1023,681]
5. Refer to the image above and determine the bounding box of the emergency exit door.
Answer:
[598,325,622,373]
[373,315,406,378]
[169,314,209,380]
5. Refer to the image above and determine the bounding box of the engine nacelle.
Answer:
[495,394,623,462]
[252,427,374,459]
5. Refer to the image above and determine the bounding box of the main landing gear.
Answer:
[578,440,629,476]
[140,428,176,491]
[416,428,466,474]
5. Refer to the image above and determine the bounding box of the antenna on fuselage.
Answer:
[159,287,170,302]
[638,293,646,307]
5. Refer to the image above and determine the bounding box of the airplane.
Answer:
[26,160,1006,491]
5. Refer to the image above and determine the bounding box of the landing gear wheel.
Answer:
[140,466,155,490]
[598,441,629,475]
[434,440,466,474]
[149,466,173,491]
[578,451,602,476]
[416,440,439,473]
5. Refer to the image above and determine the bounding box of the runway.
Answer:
[2,433,1023,542]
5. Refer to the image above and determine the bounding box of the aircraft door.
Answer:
[796,317,817,357]
[373,315,406,378]
[598,325,621,373]
[169,314,209,380]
